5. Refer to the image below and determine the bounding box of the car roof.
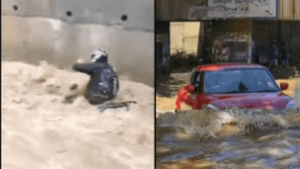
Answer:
[194,63,265,72]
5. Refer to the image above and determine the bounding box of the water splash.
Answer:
[156,108,300,168]
[158,109,300,140]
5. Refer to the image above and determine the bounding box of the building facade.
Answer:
[156,0,300,67]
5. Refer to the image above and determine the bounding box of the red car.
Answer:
[175,63,297,111]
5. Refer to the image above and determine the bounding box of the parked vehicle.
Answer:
[175,63,297,111]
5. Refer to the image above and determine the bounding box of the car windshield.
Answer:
[204,68,279,94]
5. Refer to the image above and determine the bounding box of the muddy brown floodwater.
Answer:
[156,72,300,169]
[2,61,154,169]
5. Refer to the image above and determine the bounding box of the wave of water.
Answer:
[156,108,300,168]
[2,61,155,169]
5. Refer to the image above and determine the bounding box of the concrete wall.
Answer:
[2,0,154,31]
[1,0,154,86]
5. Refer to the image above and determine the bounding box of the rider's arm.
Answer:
[72,63,95,75]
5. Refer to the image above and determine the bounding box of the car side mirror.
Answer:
[280,82,289,90]
[186,85,195,93]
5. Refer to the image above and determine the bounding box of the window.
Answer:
[203,68,279,94]
[190,71,203,93]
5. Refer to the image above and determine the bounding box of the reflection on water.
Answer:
[156,72,300,168]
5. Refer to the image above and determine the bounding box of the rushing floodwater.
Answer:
[156,72,300,169]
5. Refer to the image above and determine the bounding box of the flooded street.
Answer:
[156,72,190,97]
[156,71,300,168]
[2,61,154,169]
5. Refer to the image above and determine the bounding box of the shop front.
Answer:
[202,20,252,64]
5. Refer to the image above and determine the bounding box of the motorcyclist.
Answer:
[72,49,119,105]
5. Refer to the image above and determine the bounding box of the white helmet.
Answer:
[90,49,108,63]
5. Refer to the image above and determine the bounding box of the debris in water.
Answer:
[97,101,137,113]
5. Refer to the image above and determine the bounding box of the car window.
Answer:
[190,71,199,86]
[204,68,279,94]
[190,71,203,92]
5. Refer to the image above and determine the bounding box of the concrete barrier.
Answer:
[1,0,154,86]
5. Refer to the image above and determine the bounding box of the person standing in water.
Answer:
[72,49,119,105]
[269,41,279,77]
[281,41,290,67]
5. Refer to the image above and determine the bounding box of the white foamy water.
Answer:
[2,61,154,169]
[156,108,300,168]
[158,109,300,138]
